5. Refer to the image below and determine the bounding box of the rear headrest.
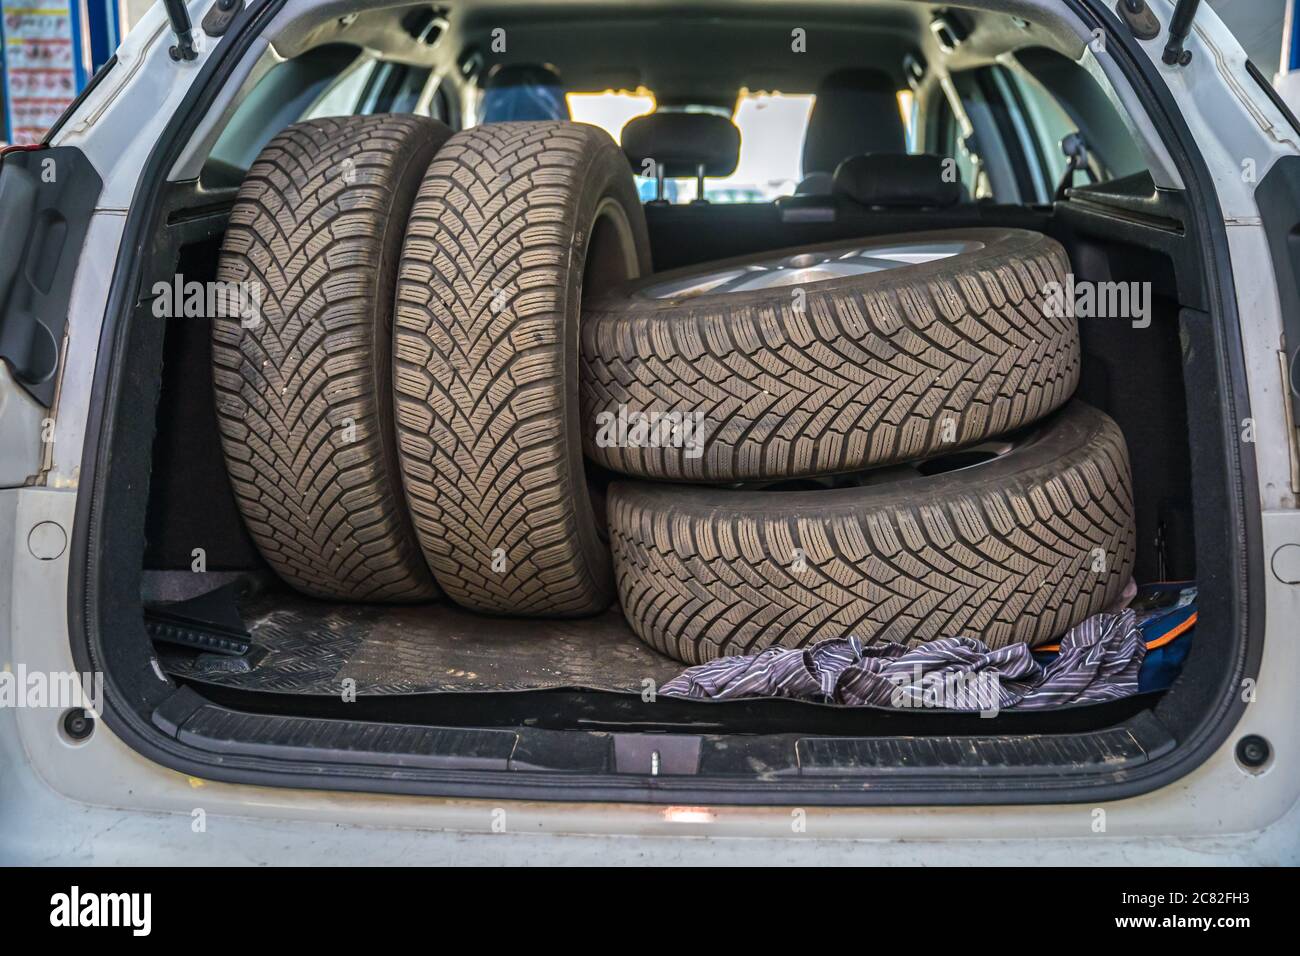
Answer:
[832,154,963,208]
[801,69,905,176]
[620,112,740,178]
[481,63,570,123]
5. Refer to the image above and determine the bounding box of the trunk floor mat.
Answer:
[157,590,684,695]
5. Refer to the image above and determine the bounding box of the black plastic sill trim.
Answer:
[66,0,1261,807]
[178,676,1163,739]
[146,686,1177,802]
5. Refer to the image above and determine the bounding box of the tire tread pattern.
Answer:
[609,402,1136,664]
[212,115,441,601]
[582,233,1079,482]
[394,121,618,615]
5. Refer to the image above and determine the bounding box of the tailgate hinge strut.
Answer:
[163,0,199,61]
[1162,0,1202,67]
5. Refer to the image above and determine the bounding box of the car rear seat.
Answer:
[619,100,1041,272]
[797,68,908,195]
[778,153,970,222]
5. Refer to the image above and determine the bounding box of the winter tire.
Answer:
[608,401,1136,663]
[581,228,1079,482]
[394,121,651,616]
[212,115,450,602]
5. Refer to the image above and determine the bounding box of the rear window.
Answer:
[929,48,1149,204]
[204,46,433,187]
[569,89,819,203]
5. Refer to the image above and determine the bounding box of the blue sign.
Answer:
[1,0,117,143]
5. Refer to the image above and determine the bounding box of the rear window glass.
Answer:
[568,89,818,203]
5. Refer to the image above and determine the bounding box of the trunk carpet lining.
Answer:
[157,590,684,695]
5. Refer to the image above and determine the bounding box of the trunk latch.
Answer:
[613,734,702,776]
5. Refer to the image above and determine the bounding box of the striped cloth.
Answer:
[660,609,1146,712]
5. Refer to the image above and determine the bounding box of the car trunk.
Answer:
[101,173,1243,801]
[64,0,1259,805]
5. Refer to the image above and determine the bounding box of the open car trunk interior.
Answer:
[139,191,1211,744]
[72,0,1259,803]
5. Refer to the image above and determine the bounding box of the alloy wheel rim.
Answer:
[641,239,983,299]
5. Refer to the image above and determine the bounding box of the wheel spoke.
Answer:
[642,240,982,299]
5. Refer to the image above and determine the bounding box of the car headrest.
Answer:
[481,63,570,123]
[801,69,906,177]
[620,112,741,178]
[832,154,963,208]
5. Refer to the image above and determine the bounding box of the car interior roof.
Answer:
[456,11,921,98]
[272,1,1083,98]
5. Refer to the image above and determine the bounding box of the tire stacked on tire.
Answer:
[580,230,1137,663]
[214,116,1136,664]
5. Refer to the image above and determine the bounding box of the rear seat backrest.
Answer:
[798,69,907,194]
[831,154,965,208]
[620,111,741,203]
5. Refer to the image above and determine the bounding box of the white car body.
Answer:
[2,0,1298,864]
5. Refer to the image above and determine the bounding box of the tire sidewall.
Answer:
[563,132,652,595]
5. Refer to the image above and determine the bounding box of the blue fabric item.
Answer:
[1139,630,1193,693]
[481,84,568,123]
[1034,582,1197,693]
[1133,582,1197,692]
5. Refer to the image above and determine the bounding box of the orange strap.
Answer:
[1034,611,1197,655]
[1142,611,1198,651]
